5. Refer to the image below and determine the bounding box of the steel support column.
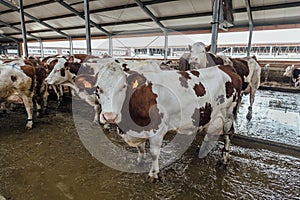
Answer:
[84,0,92,55]
[18,0,28,58]
[245,0,253,57]
[68,36,73,55]
[39,39,44,57]
[211,0,221,54]
[164,29,168,61]
[109,35,113,56]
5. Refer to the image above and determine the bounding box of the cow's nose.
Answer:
[102,112,118,124]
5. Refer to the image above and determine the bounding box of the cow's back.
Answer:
[140,66,241,132]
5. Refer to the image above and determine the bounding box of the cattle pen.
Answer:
[0,59,300,199]
[1,0,300,199]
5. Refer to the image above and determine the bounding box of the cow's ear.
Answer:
[188,45,192,51]
[205,45,211,52]
[75,74,97,90]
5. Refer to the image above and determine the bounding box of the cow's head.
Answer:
[45,58,75,85]
[95,62,127,124]
[188,42,207,69]
[283,65,294,77]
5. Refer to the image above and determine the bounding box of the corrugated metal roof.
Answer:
[0,0,300,43]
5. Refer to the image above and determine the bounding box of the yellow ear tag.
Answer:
[132,79,139,89]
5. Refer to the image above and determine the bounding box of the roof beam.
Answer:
[0,0,54,16]
[55,0,111,36]
[2,1,299,30]
[0,0,70,38]
[0,34,19,42]
[0,19,40,40]
[134,0,166,31]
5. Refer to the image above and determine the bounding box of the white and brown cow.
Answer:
[283,65,300,87]
[91,61,242,182]
[188,43,261,121]
[45,58,102,124]
[0,61,35,129]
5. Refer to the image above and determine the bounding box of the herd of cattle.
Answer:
[0,42,299,181]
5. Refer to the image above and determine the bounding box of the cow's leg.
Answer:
[246,87,253,121]
[42,84,49,114]
[52,85,62,107]
[35,97,43,117]
[198,117,223,159]
[0,102,7,114]
[68,86,75,96]
[148,134,164,182]
[92,104,101,125]
[21,94,34,129]
[220,116,235,167]
[137,142,146,164]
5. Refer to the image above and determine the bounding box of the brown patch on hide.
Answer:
[218,65,242,99]
[177,71,191,88]
[65,62,82,75]
[206,53,224,67]
[20,65,36,92]
[191,70,200,77]
[229,58,250,90]
[193,82,206,97]
[192,103,212,127]
[118,72,162,133]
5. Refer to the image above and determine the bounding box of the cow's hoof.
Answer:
[216,160,227,169]
[146,173,164,183]
[147,175,159,183]
[246,113,252,121]
[37,109,43,118]
[195,145,200,156]
[25,125,33,130]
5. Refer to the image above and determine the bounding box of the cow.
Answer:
[188,42,261,121]
[0,60,35,129]
[283,65,300,87]
[90,61,242,182]
[45,58,101,124]
[188,42,207,69]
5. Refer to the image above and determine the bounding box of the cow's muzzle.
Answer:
[102,112,118,124]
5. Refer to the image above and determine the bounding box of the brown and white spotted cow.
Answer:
[188,43,261,121]
[283,65,300,87]
[91,61,242,182]
[0,60,35,129]
[45,57,101,124]
[44,57,140,124]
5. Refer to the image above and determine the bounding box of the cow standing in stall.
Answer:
[89,61,242,182]
[188,42,261,121]
[283,65,300,87]
[0,60,35,129]
[44,57,140,125]
[45,57,102,124]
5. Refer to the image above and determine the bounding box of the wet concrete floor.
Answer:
[0,90,299,200]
